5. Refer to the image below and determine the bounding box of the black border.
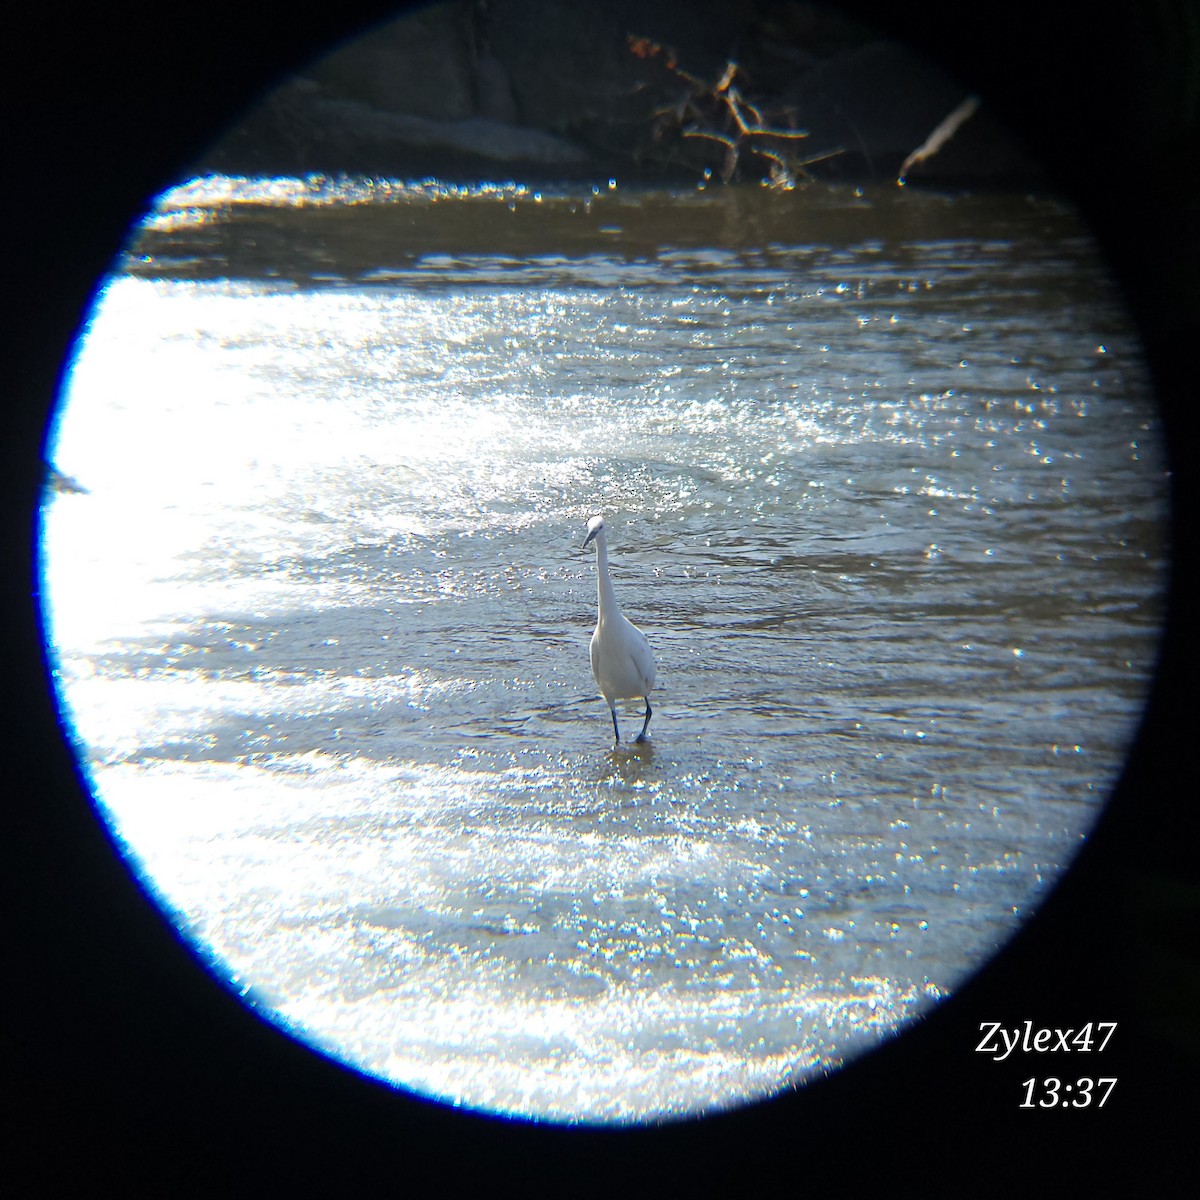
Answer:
[6,1,1195,1189]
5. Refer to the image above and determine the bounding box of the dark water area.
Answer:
[129,176,1095,283]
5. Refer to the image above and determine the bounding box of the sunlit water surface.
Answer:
[41,176,1167,1121]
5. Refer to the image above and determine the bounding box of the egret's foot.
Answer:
[635,700,653,743]
[634,733,649,744]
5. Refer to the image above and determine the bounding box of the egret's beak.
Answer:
[583,528,597,549]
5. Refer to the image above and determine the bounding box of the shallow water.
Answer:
[40,176,1167,1121]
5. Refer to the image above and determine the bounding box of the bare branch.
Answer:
[682,128,738,149]
[898,94,981,182]
[628,38,836,184]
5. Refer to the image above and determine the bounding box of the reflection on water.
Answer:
[40,175,1167,1121]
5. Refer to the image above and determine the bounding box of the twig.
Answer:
[898,94,981,183]
[628,35,836,184]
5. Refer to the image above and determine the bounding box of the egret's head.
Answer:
[583,514,605,548]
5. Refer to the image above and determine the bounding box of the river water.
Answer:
[40,174,1167,1122]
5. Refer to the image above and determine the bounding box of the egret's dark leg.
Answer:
[635,698,653,743]
[610,705,621,744]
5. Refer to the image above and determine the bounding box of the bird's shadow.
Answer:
[597,738,655,780]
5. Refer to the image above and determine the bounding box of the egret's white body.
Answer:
[582,514,656,744]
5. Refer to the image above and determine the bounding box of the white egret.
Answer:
[582,514,656,744]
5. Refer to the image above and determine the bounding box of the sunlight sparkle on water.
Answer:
[39,180,1166,1122]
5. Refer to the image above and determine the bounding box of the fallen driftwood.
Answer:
[898,94,981,183]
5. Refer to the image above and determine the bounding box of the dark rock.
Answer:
[196,0,1047,186]
[203,82,586,175]
[475,53,519,124]
[305,4,477,121]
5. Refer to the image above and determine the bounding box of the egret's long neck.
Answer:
[594,533,619,622]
